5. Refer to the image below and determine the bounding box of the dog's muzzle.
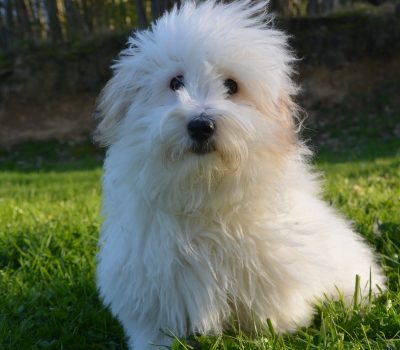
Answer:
[187,113,216,154]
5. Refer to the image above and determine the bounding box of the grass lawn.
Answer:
[0,84,399,349]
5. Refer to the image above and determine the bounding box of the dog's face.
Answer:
[96,1,298,208]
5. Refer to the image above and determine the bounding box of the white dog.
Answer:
[95,1,385,349]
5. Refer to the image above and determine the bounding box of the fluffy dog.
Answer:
[95,1,385,349]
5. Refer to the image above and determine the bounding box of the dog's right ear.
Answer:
[93,65,136,146]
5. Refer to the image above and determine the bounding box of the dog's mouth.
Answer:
[190,141,216,155]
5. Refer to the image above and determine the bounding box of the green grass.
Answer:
[0,84,399,349]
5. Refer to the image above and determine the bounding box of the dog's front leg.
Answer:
[122,319,173,350]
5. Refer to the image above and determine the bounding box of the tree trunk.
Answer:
[44,0,63,42]
[92,0,105,32]
[151,0,164,20]
[151,0,176,20]
[269,0,289,16]
[15,0,32,38]
[81,0,94,34]
[322,0,335,14]
[64,0,78,40]
[4,0,15,44]
[308,0,318,16]
[25,0,41,41]
[0,9,9,50]
[135,0,148,28]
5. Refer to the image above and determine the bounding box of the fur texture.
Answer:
[95,1,386,349]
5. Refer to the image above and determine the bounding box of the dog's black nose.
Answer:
[187,115,216,142]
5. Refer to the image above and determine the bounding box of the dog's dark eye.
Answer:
[224,79,238,95]
[170,75,184,91]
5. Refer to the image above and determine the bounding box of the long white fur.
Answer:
[95,1,386,349]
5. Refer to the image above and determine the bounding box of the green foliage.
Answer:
[0,85,399,348]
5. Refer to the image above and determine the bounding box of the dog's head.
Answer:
[96,1,299,208]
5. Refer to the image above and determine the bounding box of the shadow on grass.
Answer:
[1,273,127,349]
[0,224,126,349]
[0,140,104,172]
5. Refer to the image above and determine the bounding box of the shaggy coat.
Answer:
[95,1,385,349]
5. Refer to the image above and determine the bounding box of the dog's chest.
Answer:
[155,213,270,288]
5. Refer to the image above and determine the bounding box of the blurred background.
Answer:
[0,0,399,146]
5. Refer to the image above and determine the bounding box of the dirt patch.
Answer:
[0,94,96,145]
[300,56,400,105]
[298,55,400,122]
